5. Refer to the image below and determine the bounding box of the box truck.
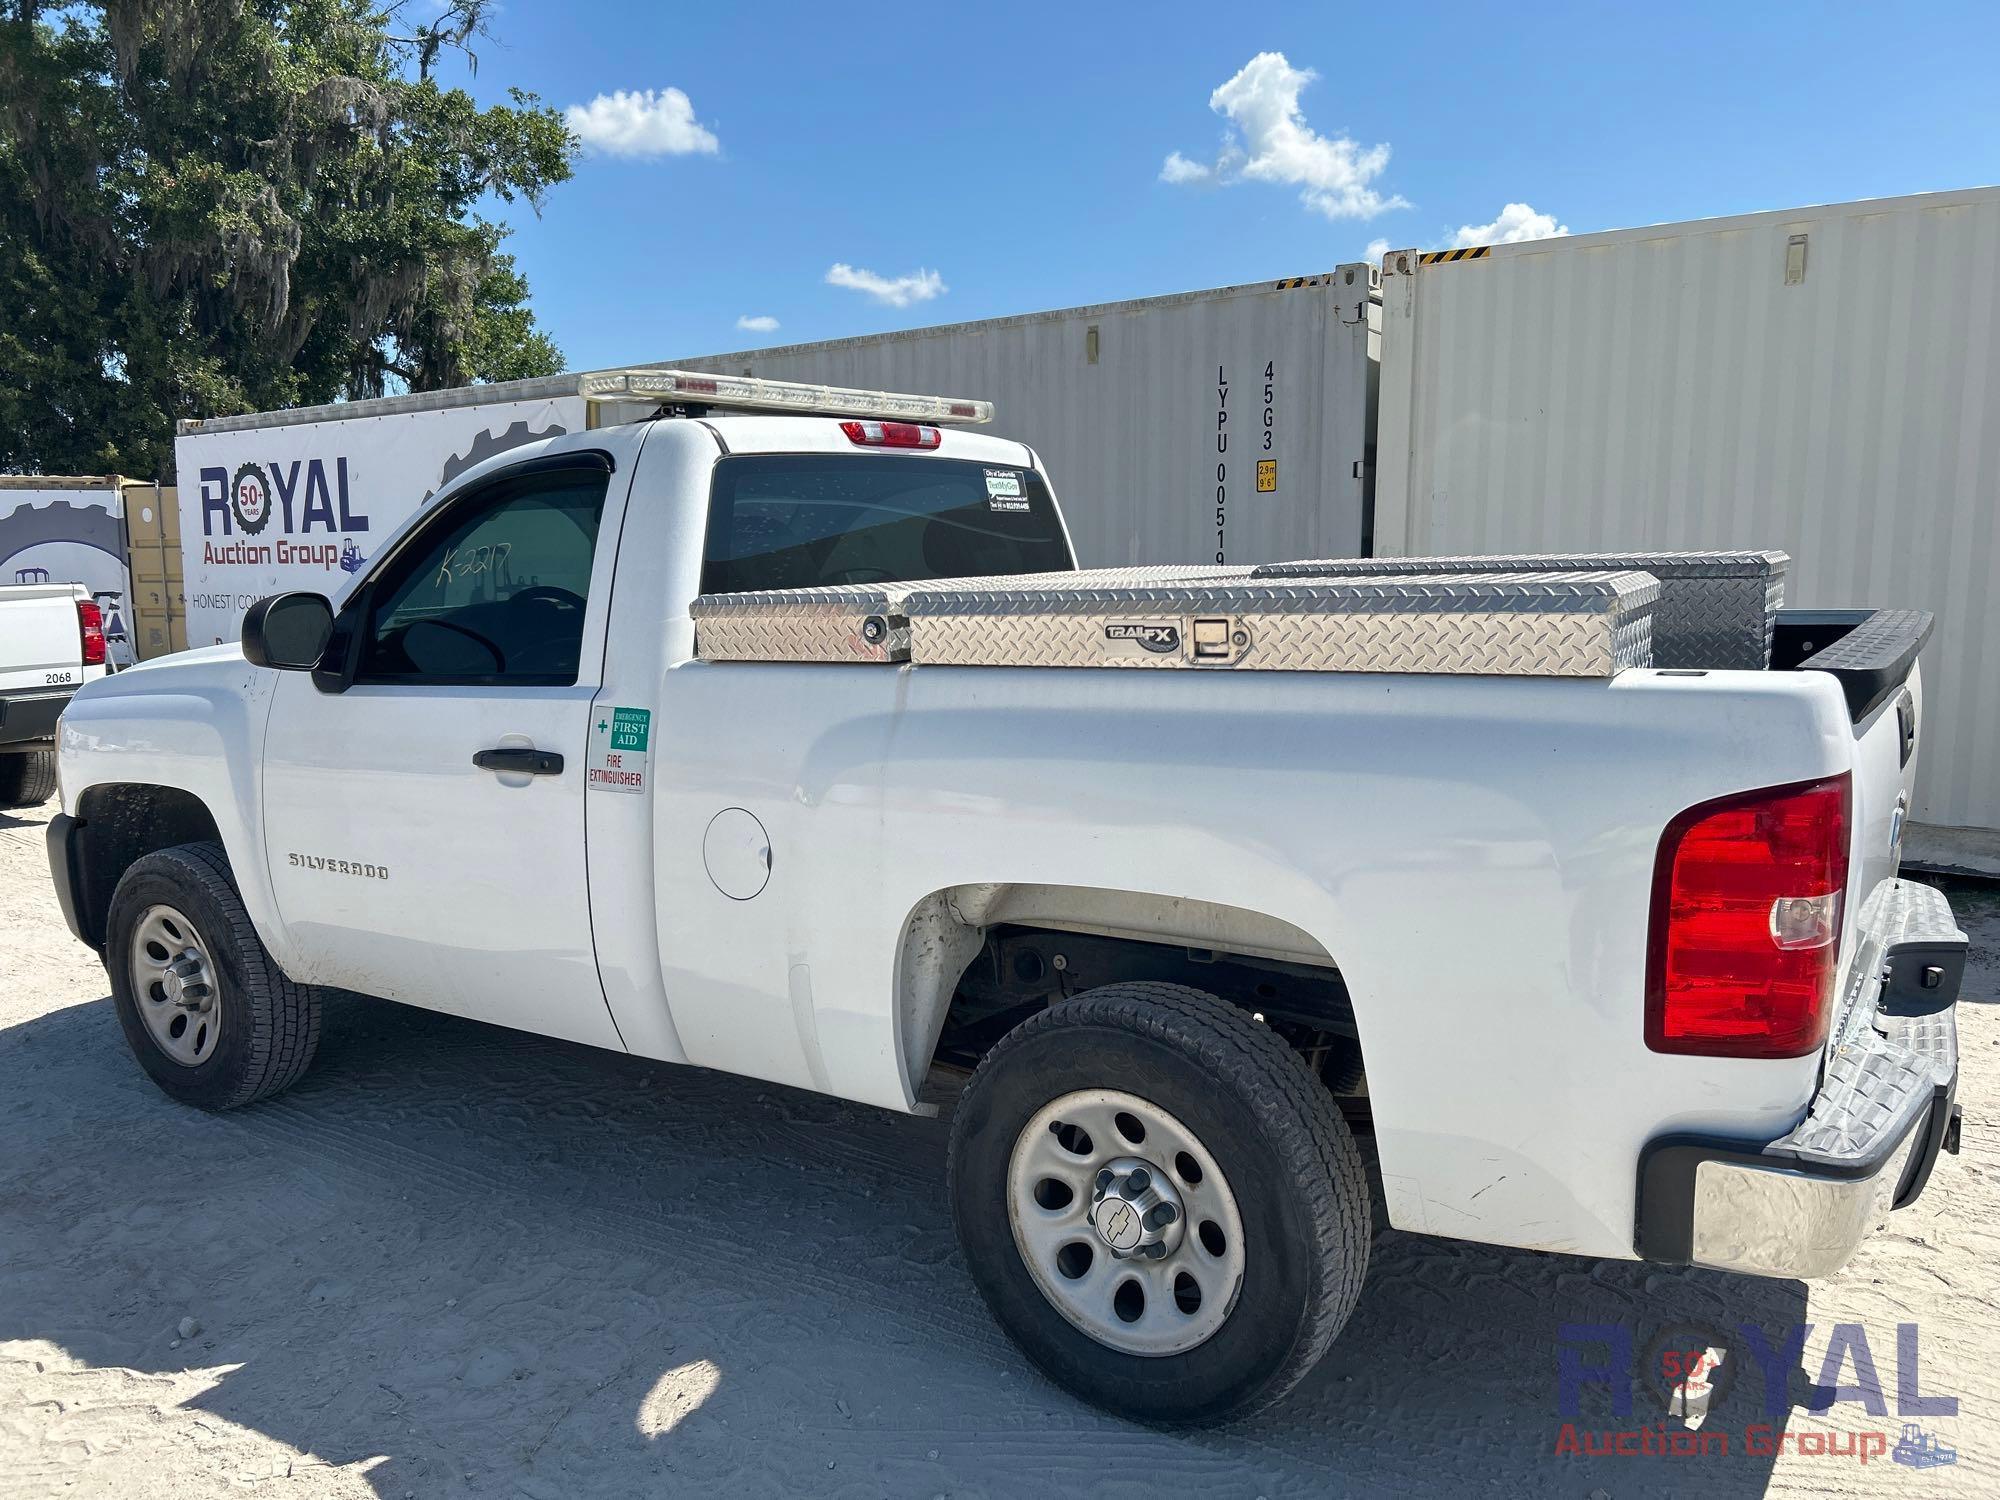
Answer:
[174,377,592,645]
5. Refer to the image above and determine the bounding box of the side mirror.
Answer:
[241,592,334,671]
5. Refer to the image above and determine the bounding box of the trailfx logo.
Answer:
[1105,622,1180,654]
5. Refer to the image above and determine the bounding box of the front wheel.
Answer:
[948,982,1371,1423]
[106,842,322,1110]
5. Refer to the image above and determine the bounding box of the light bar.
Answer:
[578,368,993,425]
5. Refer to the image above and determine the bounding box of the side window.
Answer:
[355,463,610,685]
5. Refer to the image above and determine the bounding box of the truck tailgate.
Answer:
[0,585,84,694]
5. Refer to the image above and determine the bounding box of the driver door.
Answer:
[260,450,627,1050]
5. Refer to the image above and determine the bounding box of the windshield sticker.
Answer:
[985,469,1030,513]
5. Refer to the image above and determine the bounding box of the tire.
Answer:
[105,841,322,1110]
[948,982,1370,1424]
[0,750,57,809]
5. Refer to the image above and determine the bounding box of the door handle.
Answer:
[473,747,564,776]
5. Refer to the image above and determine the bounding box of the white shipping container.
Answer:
[676,267,1381,568]
[1373,186,2000,839]
[175,378,587,645]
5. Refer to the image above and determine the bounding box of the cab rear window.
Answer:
[700,455,1074,595]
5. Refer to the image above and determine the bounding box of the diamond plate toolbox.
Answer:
[692,584,914,663]
[691,566,1249,663]
[1252,551,1786,669]
[900,570,1657,676]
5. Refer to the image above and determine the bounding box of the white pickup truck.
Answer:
[46,372,1966,1422]
[2,581,107,807]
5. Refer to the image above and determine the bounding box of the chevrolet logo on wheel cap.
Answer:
[1095,1200,1143,1251]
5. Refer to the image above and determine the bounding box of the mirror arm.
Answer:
[311,598,364,695]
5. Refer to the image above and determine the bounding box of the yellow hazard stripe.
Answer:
[1273,275,1324,289]
[1417,246,1492,266]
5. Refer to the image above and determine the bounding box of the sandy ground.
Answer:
[1,791,1995,1499]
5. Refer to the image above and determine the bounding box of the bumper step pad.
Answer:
[1781,878,1965,1169]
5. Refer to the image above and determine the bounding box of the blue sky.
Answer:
[443,1,2000,372]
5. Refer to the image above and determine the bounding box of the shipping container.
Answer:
[174,376,589,645]
[0,475,137,666]
[123,481,187,659]
[675,267,1382,568]
[1372,186,2000,846]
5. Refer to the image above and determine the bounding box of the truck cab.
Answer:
[247,399,1073,1067]
[45,371,1967,1423]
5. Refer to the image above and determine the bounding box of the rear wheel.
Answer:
[948,982,1370,1423]
[106,842,322,1109]
[0,750,57,809]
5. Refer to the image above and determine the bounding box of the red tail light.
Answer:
[839,419,941,449]
[1645,775,1849,1058]
[77,598,106,666]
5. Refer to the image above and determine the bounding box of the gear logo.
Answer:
[230,463,274,536]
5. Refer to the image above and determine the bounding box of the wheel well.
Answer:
[897,883,1368,1112]
[69,784,223,948]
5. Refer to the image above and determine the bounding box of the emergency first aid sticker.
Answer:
[985,469,1030,512]
[588,706,651,795]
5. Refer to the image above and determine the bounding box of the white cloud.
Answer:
[1364,237,1391,264]
[1452,202,1568,247]
[735,315,780,333]
[1159,152,1213,185]
[565,87,719,158]
[1161,52,1405,221]
[824,263,946,308]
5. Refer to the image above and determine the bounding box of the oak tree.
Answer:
[0,0,575,478]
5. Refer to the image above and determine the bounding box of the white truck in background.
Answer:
[1,581,107,807]
[47,373,1968,1422]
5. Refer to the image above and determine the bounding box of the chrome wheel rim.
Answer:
[129,904,222,1067]
[1006,1088,1246,1356]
